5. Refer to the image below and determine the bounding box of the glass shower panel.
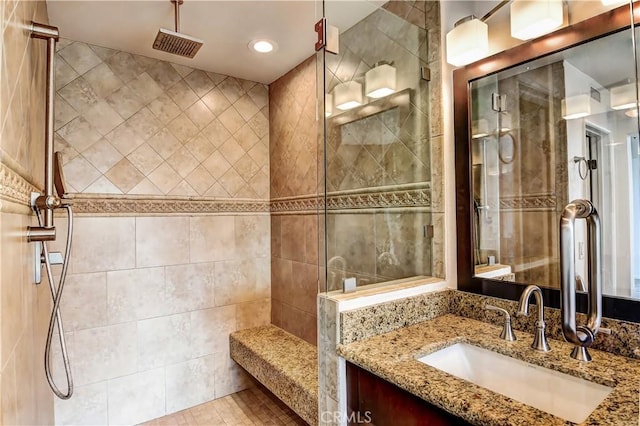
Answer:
[470,76,505,278]
[321,1,433,292]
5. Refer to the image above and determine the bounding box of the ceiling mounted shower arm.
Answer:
[173,0,183,33]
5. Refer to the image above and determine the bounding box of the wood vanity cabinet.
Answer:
[346,362,471,426]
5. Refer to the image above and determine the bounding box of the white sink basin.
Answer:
[417,343,613,423]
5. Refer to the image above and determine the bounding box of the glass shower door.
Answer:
[320,0,436,293]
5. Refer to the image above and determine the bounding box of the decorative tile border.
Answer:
[0,163,39,214]
[499,193,557,211]
[68,195,270,215]
[270,195,321,214]
[271,183,432,214]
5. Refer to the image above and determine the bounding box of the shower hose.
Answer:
[34,204,74,399]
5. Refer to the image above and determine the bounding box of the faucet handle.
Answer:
[485,304,517,341]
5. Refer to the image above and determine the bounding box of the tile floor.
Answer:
[141,383,308,426]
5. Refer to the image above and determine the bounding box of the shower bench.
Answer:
[230,325,318,425]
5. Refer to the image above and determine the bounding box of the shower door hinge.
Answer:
[421,66,431,81]
[314,18,339,54]
[492,93,507,112]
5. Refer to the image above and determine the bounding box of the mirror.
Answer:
[455,5,640,321]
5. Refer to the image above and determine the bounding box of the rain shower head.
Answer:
[153,0,203,58]
[153,28,203,58]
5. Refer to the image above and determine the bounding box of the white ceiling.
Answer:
[46,1,382,85]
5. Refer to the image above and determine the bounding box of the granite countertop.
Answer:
[337,314,640,425]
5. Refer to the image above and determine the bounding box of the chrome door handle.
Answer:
[560,199,602,361]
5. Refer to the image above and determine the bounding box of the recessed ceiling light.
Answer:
[249,39,277,53]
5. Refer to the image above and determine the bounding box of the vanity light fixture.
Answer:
[446,16,489,67]
[325,93,333,117]
[365,63,396,98]
[510,0,563,41]
[610,83,638,110]
[248,39,277,53]
[562,94,592,120]
[446,0,566,66]
[333,81,363,111]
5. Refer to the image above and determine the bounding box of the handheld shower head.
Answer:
[53,151,68,199]
[153,0,203,58]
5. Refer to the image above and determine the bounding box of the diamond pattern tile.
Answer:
[128,72,164,104]
[147,94,181,124]
[202,151,232,180]
[147,162,182,194]
[185,134,215,159]
[167,146,199,178]
[166,80,199,110]
[82,138,124,173]
[147,128,182,160]
[234,95,260,121]
[55,58,79,90]
[168,179,198,196]
[64,155,101,191]
[167,113,199,143]
[269,56,316,198]
[218,137,245,165]
[184,70,215,98]
[83,63,124,98]
[185,100,215,130]
[201,87,231,117]
[56,39,269,198]
[57,116,101,152]
[106,85,144,119]
[202,119,231,148]
[234,124,260,152]
[146,61,182,90]
[83,100,124,135]
[127,143,164,176]
[58,42,102,75]
[105,158,145,193]
[58,77,99,111]
[184,165,214,195]
[218,106,245,134]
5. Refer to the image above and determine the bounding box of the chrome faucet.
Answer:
[517,285,550,352]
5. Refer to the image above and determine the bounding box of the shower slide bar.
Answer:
[28,22,60,242]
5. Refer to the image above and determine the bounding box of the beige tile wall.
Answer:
[271,214,319,345]
[54,40,269,199]
[51,214,270,425]
[269,56,321,345]
[0,0,55,424]
[269,56,318,199]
